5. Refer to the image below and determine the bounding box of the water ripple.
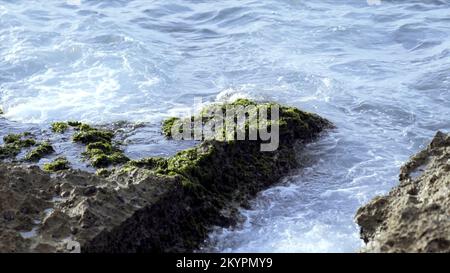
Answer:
[0,0,449,252]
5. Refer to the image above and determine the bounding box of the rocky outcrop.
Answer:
[0,99,332,252]
[355,131,450,253]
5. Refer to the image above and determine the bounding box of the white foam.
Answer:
[2,57,163,124]
[1,0,449,254]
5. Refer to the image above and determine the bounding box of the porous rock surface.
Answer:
[0,100,332,252]
[356,131,450,253]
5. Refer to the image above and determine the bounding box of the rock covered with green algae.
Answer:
[162,98,327,141]
[51,122,69,133]
[72,123,129,168]
[0,132,56,163]
[0,133,37,160]
[43,157,70,172]
[25,142,55,162]
[0,121,129,168]
[41,121,129,168]
[0,99,332,252]
[356,131,450,253]
[162,117,180,138]
[129,98,332,198]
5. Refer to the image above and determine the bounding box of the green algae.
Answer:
[51,122,69,133]
[162,117,180,138]
[95,168,111,177]
[43,157,70,172]
[86,141,113,153]
[119,157,169,175]
[228,98,256,107]
[3,134,19,144]
[83,139,129,168]
[3,133,36,147]
[67,121,82,127]
[115,100,330,199]
[152,99,332,194]
[0,145,21,160]
[1,99,329,188]
[0,133,37,160]
[3,132,36,148]
[0,108,3,115]
[25,142,54,162]
[70,123,129,168]
[127,157,168,169]
[162,146,215,188]
[49,99,331,253]
[87,151,129,168]
[161,98,331,143]
[73,127,113,144]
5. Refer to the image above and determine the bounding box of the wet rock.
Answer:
[0,99,332,252]
[51,122,69,134]
[25,142,54,162]
[41,210,71,239]
[43,157,70,172]
[0,133,36,160]
[83,186,97,197]
[72,123,130,168]
[356,131,450,253]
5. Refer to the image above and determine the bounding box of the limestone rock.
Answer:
[356,131,450,253]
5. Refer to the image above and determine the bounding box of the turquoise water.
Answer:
[1,0,449,252]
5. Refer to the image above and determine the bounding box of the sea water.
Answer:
[1,0,449,252]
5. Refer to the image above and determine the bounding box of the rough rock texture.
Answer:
[0,163,185,252]
[356,131,450,253]
[0,100,332,252]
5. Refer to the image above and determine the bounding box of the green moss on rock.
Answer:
[0,133,37,160]
[73,128,113,144]
[74,99,332,253]
[86,142,113,154]
[43,157,70,172]
[87,151,129,168]
[51,122,69,133]
[82,139,129,168]
[129,157,168,168]
[70,123,129,168]
[121,157,169,174]
[25,142,55,161]
[162,99,331,142]
[162,117,180,138]
[67,121,82,127]
[105,97,331,251]
[20,138,37,147]
[0,145,21,160]
[3,133,36,147]
[4,134,20,144]
[108,152,129,164]
[152,99,332,194]
[104,99,330,251]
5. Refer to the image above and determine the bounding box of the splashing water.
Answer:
[1,0,449,252]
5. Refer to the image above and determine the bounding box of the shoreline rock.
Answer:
[355,131,450,253]
[0,100,332,252]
